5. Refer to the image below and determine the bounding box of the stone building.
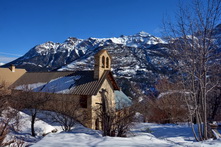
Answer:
[11,49,120,129]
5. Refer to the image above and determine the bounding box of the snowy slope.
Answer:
[2,109,221,147]
[32,123,221,147]
[2,109,62,147]
[32,126,172,147]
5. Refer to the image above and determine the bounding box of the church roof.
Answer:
[11,70,119,95]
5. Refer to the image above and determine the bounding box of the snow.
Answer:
[15,82,46,91]
[79,31,167,48]
[136,31,151,36]
[158,90,192,98]
[35,42,60,55]
[32,130,171,147]
[18,111,58,136]
[15,75,81,94]
[32,124,172,147]
[0,62,5,66]
[100,31,166,46]
[38,75,81,93]
[22,62,39,66]
[2,109,221,147]
[118,69,136,75]
[115,90,132,109]
[32,122,221,147]
[2,109,62,146]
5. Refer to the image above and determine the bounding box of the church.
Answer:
[1,49,120,129]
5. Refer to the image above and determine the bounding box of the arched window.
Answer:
[106,57,109,68]
[102,56,105,68]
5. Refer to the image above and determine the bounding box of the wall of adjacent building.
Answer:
[0,67,26,88]
[11,90,93,128]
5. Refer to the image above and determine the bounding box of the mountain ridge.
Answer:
[2,26,220,99]
[2,31,171,98]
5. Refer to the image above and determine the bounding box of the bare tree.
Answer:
[12,89,51,137]
[163,0,221,141]
[113,103,135,137]
[0,80,11,145]
[155,78,188,123]
[0,118,9,146]
[0,80,10,113]
[47,96,87,132]
[95,89,135,137]
[208,86,221,121]
[98,89,115,136]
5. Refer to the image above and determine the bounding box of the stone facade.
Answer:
[94,50,111,80]
[90,78,116,129]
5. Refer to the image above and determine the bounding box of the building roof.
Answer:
[94,49,111,58]
[12,70,120,95]
[115,91,132,110]
[11,71,75,86]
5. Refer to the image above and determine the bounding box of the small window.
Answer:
[106,57,109,68]
[80,95,87,108]
[102,56,105,68]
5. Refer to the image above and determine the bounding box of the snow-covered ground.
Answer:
[2,110,221,147]
[2,110,63,146]
[32,123,221,147]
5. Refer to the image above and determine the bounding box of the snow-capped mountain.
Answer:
[3,25,220,99]
[3,32,170,98]
[5,31,167,72]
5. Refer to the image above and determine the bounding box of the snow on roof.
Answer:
[15,75,81,94]
[13,71,120,95]
[115,90,132,110]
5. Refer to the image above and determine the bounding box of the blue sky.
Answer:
[0,0,188,63]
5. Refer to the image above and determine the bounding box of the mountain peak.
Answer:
[66,37,78,41]
[135,31,151,37]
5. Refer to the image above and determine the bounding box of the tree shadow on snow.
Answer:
[150,124,195,141]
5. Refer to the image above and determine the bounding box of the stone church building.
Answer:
[3,49,120,129]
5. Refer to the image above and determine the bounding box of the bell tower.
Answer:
[94,50,111,80]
